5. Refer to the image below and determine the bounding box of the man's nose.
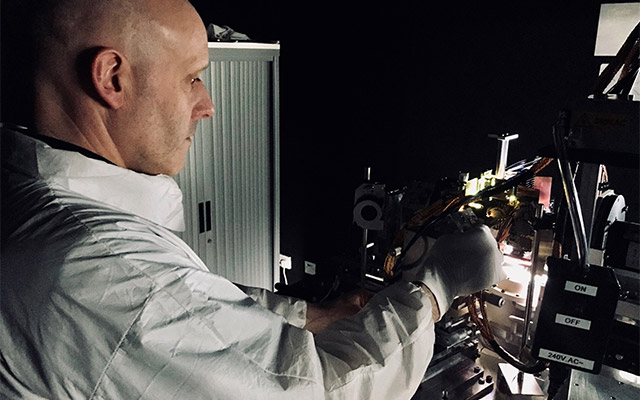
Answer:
[192,89,215,120]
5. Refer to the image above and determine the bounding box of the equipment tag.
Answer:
[564,280,598,297]
[532,258,620,374]
[555,313,592,331]
[539,348,595,370]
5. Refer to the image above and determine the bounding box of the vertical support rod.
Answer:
[361,166,372,289]
[553,112,589,270]
[521,205,544,354]
[489,132,519,180]
[577,163,602,249]
[496,140,510,180]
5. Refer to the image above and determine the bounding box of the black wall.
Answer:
[190,1,640,282]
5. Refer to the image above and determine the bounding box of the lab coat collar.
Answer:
[2,127,186,231]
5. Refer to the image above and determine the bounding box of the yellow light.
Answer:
[467,202,483,209]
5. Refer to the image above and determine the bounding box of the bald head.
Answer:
[34,0,198,87]
[23,0,214,175]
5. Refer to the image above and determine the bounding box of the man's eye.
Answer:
[191,77,202,85]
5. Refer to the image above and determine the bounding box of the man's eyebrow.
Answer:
[196,63,210,73]
[188,64,209,79]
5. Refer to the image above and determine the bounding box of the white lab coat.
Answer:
[0,128,436,400]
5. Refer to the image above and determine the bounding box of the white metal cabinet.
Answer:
[174,42,280,290]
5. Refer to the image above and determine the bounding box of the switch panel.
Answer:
[532,257,620,374]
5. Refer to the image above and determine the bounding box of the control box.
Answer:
[531,257,620,374]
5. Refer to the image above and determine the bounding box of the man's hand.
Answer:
[404,225,506,319]
[305,289,374,335]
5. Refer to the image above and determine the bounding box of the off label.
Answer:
[564,281,598,297]
[539,348,595,370]
[555,313,592,331]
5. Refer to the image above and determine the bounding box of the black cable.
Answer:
[547,363,570,399]
[393,156,551,273]
[391,218,440,272]
[318,275,340,303]
[468,294,549,375]
[488,340,548,374]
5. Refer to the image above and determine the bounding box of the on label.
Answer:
[539,348,595,370]
[555,313,592,331]
[564,280,598,297]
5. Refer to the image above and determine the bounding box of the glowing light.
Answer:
[504,244,515,255]
[503,263,531,284]
[535,273,548,286]
[365,273,385,282]
[617,370,640,385]
[467,202,483,209]
[465,178,479,196]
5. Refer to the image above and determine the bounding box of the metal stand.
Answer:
[497,363,545,399]
[489,132,519,180]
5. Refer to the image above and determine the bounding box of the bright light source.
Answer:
[365,273,385,282]
[504,244,514,255]
[617,370,640,385]
[595,3,640,56]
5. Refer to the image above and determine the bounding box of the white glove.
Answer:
[403,225,506,316]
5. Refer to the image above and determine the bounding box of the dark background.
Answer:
[188,0,639,283]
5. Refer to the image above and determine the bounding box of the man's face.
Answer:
[117,5,214,176]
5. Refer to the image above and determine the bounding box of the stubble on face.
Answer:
[125,78,194,176]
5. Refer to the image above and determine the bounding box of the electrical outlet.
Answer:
[304,261,316,275]
[279,254,292,270]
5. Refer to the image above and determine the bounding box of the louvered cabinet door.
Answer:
[175,42,280,290]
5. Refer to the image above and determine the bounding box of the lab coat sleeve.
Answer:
[234,282,435,398]
[314,281,435,399]
[226,281,435,399]
[234,284,307,329]
[93,269,434,400]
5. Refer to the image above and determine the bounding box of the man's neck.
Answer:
[3,124,115,165]
[33,82,126,168]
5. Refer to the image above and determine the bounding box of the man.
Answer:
[0,0,505,398]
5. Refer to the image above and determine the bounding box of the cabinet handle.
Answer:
[198,202,206,233]
[205,200,212,232]
[198,201,213,233]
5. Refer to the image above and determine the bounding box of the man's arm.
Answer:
[234,284,307,328]
[414,282,441,321]
[312,281,437,399]
[84,225,502,399]
[304,289,373,334]
[236,284,375,334]
[305,285,438,334]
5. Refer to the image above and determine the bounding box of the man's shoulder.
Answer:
[2,171,189,266]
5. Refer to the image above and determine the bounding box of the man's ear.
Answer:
[91,48,126,109]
